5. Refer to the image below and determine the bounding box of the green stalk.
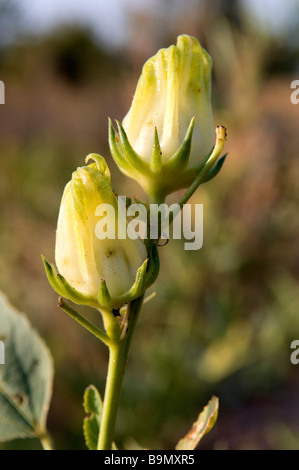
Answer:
[96,127,226,450]
[58,298,112,346]
[97,340,127,450]
[97,296,144,450]
[176,126,226,211]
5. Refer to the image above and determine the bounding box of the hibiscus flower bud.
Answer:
[43,155,149,310]
[109,35,222,200]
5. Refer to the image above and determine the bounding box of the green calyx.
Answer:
[109,117,227,200]
[42,240,159,311]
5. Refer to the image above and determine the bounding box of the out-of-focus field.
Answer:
[1,1,299,450]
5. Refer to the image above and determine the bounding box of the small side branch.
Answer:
[58,297,111,347]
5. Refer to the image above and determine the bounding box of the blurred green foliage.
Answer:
[1,0,299,450]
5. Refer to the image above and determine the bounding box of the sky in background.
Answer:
[18,0,151,47]
[16,0,299,48]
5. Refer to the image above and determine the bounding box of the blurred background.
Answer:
[0,0,299,450]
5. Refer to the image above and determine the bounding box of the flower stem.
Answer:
[97,296,144,450]
[58,297,112,346]
[97,340,127,450]
[176,126,227,211]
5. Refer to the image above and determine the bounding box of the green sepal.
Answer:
[97,279,112,309]
[42,255,66,299]
[105,258,149,310]
[167,117,195,170]
[109,114,226,199]
[108,118,133,174]
[127,258,149,300]
[42,255,150,312]
[178,147,213,189]
[42,256,98,308]
[200,153,227,184]
[115,120,148,174]
[150,128,163,172]
[56,273,97,307]
[188,146,212,174]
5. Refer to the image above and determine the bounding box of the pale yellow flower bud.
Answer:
[109,35,218,199]
[54,155,147,301]
[123,34,214,166]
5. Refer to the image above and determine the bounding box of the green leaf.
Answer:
[83,385,103,450]
[0,291,53,442]
[175,396,219,450]
[83,385,117,450]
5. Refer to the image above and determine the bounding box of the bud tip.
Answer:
[216,125,227,142]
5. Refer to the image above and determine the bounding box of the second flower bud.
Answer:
[44,154,150,310]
